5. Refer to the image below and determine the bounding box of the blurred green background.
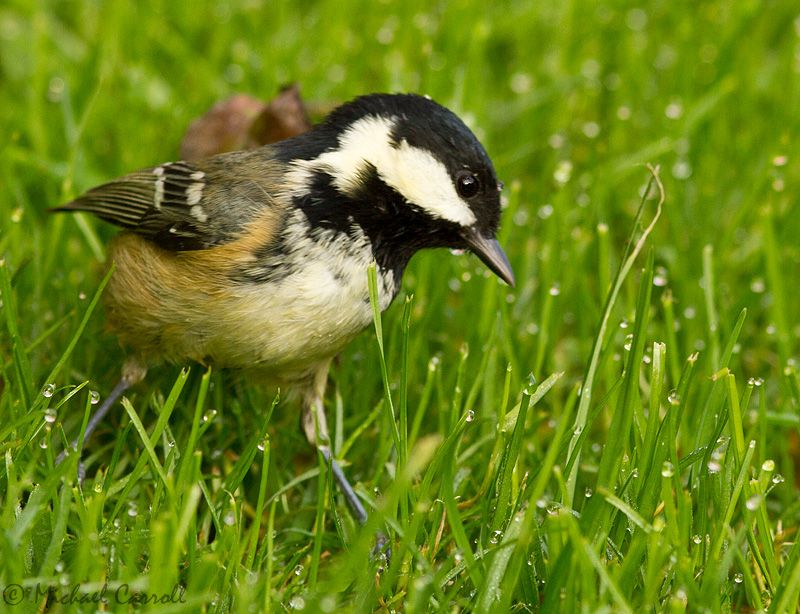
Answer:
[3,0,798,384]
[2,0,800,611]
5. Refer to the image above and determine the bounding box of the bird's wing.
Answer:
[52,149,286,252]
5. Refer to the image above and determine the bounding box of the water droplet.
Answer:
[294,564,304,576]
[549,282,561,296]
[42,383,55,398]
[39,438,48,449]
[89,390,100,405]
[320,596,337,613]
[489,530,503,544]
[547,502,562,515]
[203,409,217,423]
[454,549,464,564]
[44,408,57,423]
[745,495,762,511]
[257,437,269,451]
[653,267,669,287]
[538,204,554,219]
[661,461,674,477]
[734,573,743,584]
[465,410,475,422]
[750,278,766,293]
[692,534,702,544]
[573,425,583,436]
[668,390,681,405]
[772,474,784,484]
[224,511,235,526]
[707,460,722,473]
[761,460,775,472]
[289,595,306,610]
[553,161,572,185]
[584,488,593,498]
[624,334,633,351]
[128,505,138,517]
[94,482,103,493]
[620,318,629,329]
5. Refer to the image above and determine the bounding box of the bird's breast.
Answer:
[104,213,399,381]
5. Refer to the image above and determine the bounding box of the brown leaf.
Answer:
[248,84,313,148]
[180,86,313,161]
[180,94,266,161]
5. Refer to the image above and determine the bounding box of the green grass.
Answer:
[2,0,800,612]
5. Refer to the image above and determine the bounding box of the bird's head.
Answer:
[277,93,515,287]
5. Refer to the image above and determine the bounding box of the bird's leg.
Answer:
[302,362,388,556]
[302,360,369,522]
[56,355,147,482]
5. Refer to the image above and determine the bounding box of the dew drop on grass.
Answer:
[668,390,681,405]
[94,482,103,493]
[761,460,775,472]
[692,535,702,544]
[454,549,464,564]
[584,488,593,498]
[224,511,235,526]
[257,437,269,451]
[39,438,48,449]
[734,573,743,584]
[294,564,304,577]
[653,267,668,286]
[42,383,55,398]
[44,408,57,423]
[549,282,561,296]
[89,390,100,405]
[707,460,722,473]
[128,505,138,517]
[772,474,784,484]
[465,410,475,422]
[624,334,633,351]
[661,461,674,477]
[203,409,217,423]
[745,495,762,511]
[289,595,306,610]
[489,530,503,544]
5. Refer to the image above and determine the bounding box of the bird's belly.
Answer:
[105,229,398,381]
[209,259,394,371]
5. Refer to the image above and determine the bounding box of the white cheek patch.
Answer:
[386,140,477,226]
[285,115,477,227]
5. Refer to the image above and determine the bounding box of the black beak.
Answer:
[461,228,516,287]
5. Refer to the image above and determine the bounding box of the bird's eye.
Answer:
[456,172,480,198]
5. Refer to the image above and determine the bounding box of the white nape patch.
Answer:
[190,205,207,222]
[285,116,477,226]
[186,182,204,205]
[152,166,165,210]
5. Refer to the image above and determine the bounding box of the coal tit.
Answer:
[53,93,515,525]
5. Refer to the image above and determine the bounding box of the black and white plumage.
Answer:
[53,93,514,525]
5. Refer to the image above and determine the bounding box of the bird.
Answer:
[52,92,515,532]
